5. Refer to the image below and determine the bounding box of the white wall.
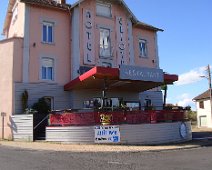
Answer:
[196,99,212,128]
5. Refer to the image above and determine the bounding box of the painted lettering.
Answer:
[117,17,126,65]
[109,131,117,135]
[86,32,91,39]
[87,42,92,51]
[84,10,94,64]
[86,11,91,18]
[119,43,125,50]
[85,21,92,29]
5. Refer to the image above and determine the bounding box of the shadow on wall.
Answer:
[8,116,17,140]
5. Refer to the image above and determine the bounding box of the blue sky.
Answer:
[1,0,212,110]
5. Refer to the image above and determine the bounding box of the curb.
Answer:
[1,139,212,153]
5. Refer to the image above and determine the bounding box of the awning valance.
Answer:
[64,66,178,92]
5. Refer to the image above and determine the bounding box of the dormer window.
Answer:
[96,3,112,18]
[99,28,111,58]
[52,0,60,3]
[139,39,148,58]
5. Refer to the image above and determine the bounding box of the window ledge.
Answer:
[99,56,113,59]
[139,55,148,59]
[39,79,55,83]
[41,42,55,46]
[96,14,112,19]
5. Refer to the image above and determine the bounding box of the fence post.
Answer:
[1,112,6,140]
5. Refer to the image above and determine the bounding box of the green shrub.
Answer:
[32,97,50,114]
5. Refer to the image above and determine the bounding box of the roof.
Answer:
[135,22,164,32]
[3,0,16,35]
[20,0,71,10]
[193,89,212,101]
[71,0,137,22]
[3,0,71,35]
[71,0,163,32]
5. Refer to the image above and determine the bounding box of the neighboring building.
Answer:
[193,89,212,128]
[0,0,178,139]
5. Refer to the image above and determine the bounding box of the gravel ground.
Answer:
[0,140,212,153]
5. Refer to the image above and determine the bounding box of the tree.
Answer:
[21,90,28,112]
[32,97,50,114]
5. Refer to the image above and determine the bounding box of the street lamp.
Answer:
[200,64,212,127]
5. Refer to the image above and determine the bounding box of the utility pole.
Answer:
[206,65,212,127]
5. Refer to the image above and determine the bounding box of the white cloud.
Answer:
[176,93,194,107]
[175,66,207,86]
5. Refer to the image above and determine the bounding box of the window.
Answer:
[100,28,111,57]
[42,22,54,43]
[145,99,152,107]
[41,58,54,80]
[102,62,112,68]
[96,3,112,17]
[139,39,147,57]
[199,101,204,109]
[52,0,60,3]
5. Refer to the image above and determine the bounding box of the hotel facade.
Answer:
[0,0,181,140]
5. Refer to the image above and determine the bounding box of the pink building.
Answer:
[0,0,183,141]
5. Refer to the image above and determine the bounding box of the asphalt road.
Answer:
[0,145,212,170]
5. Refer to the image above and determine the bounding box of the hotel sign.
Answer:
[116,17,127,65]
[83,9,95,65]
[120,65,164,82]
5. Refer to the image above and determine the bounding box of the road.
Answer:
[0,145,212,170]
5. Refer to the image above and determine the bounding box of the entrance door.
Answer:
[199,116,207,127]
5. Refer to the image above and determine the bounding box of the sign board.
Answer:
[94,126,120,143]
[83,9,95,65]
[120,65,164,82]
[1,112,6,117]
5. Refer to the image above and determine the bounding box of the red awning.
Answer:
[64,67,178,92]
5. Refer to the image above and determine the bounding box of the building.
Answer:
[0,0,179,140]
[193,89,212,128]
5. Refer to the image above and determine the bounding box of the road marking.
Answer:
[108,161,122,164]
[108,161,130,165]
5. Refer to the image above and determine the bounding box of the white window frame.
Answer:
[139,39,148,58]
[96,2,112,18]
[40,57,55,81]
[102,62,112,68]
[42,21,54,44]
[99,28,111,58]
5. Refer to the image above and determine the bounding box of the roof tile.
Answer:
[193,89,212,101]
[20,0,71,10]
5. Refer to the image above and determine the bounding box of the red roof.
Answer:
[193,89,212,101]
[20,0,70,10]
[64,67,178,92]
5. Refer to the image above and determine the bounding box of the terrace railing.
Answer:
[48,110,188,126]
